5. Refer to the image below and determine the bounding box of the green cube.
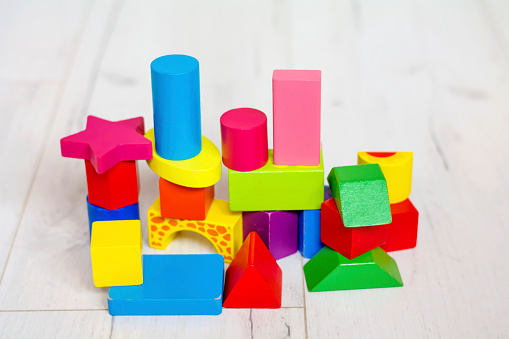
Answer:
[327,164,391,227]
[303,246,403,292]
[228,150,324,211]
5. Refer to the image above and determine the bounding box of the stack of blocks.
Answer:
[59,54,420,316]
[60,116,153,287]
[303,152,418,291]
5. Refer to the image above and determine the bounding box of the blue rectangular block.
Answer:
[87,196,139,236]
[298,186,332,258]
[108,254,224,316]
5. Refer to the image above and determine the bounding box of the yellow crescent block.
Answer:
[148,197,243,263]
[357,152,413,204]
[145,129,222,188]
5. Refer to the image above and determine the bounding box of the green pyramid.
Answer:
[303,246,403,292]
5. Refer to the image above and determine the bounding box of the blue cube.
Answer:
[87,196,139,237]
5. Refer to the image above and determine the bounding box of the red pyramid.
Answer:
[223,231,282,308]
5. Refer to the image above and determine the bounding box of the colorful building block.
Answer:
[243,210,298,260]
[298,186,332,258]
[90,220,143,287]
[303,246,403,292]
[321,198,387,259]
[151,55,202,161]
[223,232,282,308]
[327,164,391,227]
[358,152,413,204]
[273,70,321,166]
[145,129,221,188]
[85,160,139,210]
[159,178,214,220]
[86,197,139,236]
[381,199,419,252]
[60,116,152,174]
[228,149,324,211]
[148,198,243,263]
[220,108,268,172]
[108,254,224,315]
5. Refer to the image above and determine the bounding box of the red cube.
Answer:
[321,198,387,259]
[85,160,139,210]
[381,199,419,252]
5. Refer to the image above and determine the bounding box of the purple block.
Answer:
[243,210,299,260]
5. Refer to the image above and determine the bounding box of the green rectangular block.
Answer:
[327,164,392,227]
[228,150,324,211]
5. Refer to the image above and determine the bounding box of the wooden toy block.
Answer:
[303,246,403,292]
[321,198,387,259]
[327,164,392,227]
[223,232,282,308]
[85,160,139,210]
[381,199,419,252]
[159,178,214,220]
[145,129,221,188]
[148,198,242,263]
[273,70,321,166]
[358,152,413,204]
[243,210,298,260]
[90,220,143,287]
[151,55,202,161]
[298,186,331,258]
[60,116,152,174]
[86,197,139,236]
[220,108,268,171]
[228,149,324,211]
[108,254,224,315]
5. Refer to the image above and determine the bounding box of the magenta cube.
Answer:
[243,210,299,260]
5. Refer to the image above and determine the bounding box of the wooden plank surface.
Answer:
[0,0,508,337]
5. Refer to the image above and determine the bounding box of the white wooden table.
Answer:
[1,0,508,337]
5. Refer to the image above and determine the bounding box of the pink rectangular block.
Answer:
[272,70,321,166]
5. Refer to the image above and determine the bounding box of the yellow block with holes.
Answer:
[357,152,413,204]
[145,129,222,188]
[148,197,243,263]
[91,220,143,287]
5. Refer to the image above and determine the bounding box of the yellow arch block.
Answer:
[145,129,222,188]
[148,197,243,263]
[357,152,413,204]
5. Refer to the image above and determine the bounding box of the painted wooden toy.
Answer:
[298,186,332,258]
[147,198,243,263]
[304,246,403,292]
[243,210,299,260]
[229,150,324,211]
[85,160,139,210]
[358,152,413,204]
[90,220,143,287]
[159,178,214,220]
[223,232,282,308]
[327,164,392,227]
[321,198,387,259]
[60,116,152,174]
[273,70,321,166]
[86,197,139,236]
[220,107,268,172]
[381,199,419,252]
[108,254,224,315]
[151,55,202,161]
[145,129,221,188]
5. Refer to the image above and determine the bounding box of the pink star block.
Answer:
[60,116,153,174]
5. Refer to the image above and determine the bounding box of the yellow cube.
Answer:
[91,220,143,287]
